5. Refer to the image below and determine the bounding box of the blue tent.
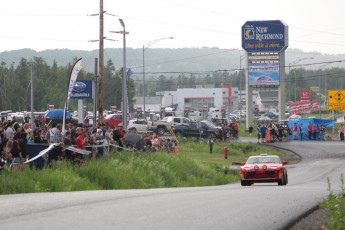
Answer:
[288,118,335,140]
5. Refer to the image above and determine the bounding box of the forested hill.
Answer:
[1,47,345,74]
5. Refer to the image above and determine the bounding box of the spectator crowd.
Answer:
[0,117,178,171]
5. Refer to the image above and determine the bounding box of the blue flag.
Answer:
[127,68,133,79]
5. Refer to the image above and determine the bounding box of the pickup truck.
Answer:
[172,120,220,138]
[152,116,191,135]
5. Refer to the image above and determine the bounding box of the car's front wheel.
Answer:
[241,180,251,186]
[241,179,246,186]
[278,174,286,186]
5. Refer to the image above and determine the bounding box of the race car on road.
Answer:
[240,154,288,186]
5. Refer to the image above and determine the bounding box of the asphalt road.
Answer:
[1,140,345,230]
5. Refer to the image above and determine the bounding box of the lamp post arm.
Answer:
[143,37,174,51]
[142,36,173,118]
[288,57,314,69]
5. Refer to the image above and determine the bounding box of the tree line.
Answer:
[0,56,344,112]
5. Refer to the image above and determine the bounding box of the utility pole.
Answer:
[94,58,98,128]
[28,60,35,130]
[98,0,104,125]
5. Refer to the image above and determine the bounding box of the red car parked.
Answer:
[240,154,288,186]
[104,113,123,128]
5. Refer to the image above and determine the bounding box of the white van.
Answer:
[7,112,27,126]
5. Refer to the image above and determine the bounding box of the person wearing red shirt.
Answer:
[307,122,313,140]
[312,123,318,140]
[293,123,298,140]
[74,128,89,164]
[76,128,89,149]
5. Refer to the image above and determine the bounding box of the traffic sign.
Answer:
[328,90,345,110]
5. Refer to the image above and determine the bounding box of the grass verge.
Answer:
[0,139,291,194]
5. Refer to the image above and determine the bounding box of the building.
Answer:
[255,90,279,112]
[132,88,280,117]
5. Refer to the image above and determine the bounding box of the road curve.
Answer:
[1,140,345,230]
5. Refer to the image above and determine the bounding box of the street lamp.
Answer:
[143,37,174,118]
[288,57,314,103]
[110,18,129,130]
[318,63,332,117]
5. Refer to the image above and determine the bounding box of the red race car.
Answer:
[240,154,288,186]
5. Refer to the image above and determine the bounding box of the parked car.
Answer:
[172,120,219,138]
[239,154,288,186]
[127,119,153,133]
[152,116,191,135]
[264,111,278,119]
[211,118,228,127]
[104,113,122,128]
[44,109,78,125]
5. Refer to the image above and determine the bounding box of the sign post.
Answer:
[242,20,288,127]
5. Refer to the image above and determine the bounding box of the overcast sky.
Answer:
[1,0,345,54]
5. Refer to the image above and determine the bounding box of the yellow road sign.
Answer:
[328,90,345,110]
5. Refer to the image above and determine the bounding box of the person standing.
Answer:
[104,126,114,154]
[319,122,326,141]
[48,122,57,144]
[248,125,253,137]
[63,131,73,161]
[299,123,304,141]
[11,116,19,134]
[339,124,345,141]
[54,124,63,144]
[208,134,214,154]
[260,124,267,143]
[113,124,125,151]
[75,128,88,164]
[257,125,261,143]
[307,122,312,140]
[312,123,318,140]
[293,123,298,140]
[5,122,14,141]
[89,128,98,158]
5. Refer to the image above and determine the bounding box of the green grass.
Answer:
[320,175,345,229]
[0,138,291,195]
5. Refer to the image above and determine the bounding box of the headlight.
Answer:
[262,165,267,170]
[254,165,259,170]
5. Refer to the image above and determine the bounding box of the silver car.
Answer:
[127,119,153,133]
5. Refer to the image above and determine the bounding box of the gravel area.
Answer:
[289,208,328,230]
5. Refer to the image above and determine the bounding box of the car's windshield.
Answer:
[246,156,280,164]
[202,121,217,128]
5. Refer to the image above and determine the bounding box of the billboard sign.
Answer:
[70,80,93,99]
[242,20,288,53]
[290,101,311,115]
[248,53,280,86]
[300,89,310,101]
